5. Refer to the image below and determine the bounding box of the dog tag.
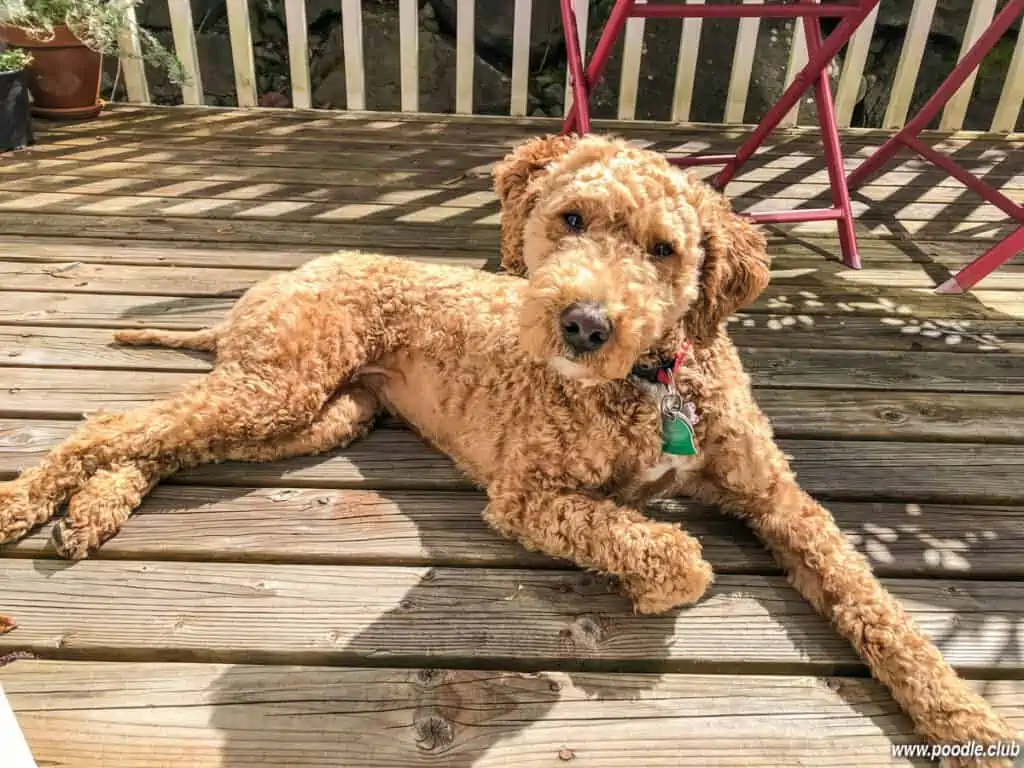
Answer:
[660,392,698,456]
[662,412,698,456]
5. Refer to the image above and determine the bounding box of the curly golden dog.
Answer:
[0,134,1017,764]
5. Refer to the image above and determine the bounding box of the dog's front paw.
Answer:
[620,524,714,614]
[0,476,58,545]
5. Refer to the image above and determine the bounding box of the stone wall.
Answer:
[122,0,1022,131]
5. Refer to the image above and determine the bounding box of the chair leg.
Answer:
[561,0,635,135]
[805,9,861,269]
[560,0,592,134]
[935,226,1024,294]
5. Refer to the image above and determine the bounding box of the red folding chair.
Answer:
[846,0,1024,294]
[560,0,882,269]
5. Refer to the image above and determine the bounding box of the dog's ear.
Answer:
[493,134,579,276]
[685,195,770,339]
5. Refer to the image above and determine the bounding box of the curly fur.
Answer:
[0,134,1017,765]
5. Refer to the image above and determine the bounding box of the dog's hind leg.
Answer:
[50,385,381,559]
[695,406,1019,763]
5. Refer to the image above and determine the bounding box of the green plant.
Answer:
[0,46,32,72]
[0,0,186,83]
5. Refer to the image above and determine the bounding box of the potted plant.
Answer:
[0,0,184,120]
[0,46,32,150]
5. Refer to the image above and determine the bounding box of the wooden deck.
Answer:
[0,106,1023,767]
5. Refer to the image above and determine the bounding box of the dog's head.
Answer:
[494,134,770,383]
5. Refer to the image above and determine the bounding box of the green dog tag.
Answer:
[663,413,698,456]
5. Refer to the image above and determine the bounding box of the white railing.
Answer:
[118,0,1024,134]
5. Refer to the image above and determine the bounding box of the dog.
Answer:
[0,134,1016,764]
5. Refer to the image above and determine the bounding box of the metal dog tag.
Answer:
[660,393,699,456]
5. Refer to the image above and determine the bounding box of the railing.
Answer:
[116,0,1024,133]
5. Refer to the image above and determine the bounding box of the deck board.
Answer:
[1,559,1021,675]
[6,487,1024,580]
[6,661,1021,768]
[0,106,1022,767]
[2,419,1023,503]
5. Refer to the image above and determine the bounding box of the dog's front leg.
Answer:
[694,408,1018,764]
[484,481,713,614]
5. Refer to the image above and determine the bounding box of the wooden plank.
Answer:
[939,0,998,132]
[2,255,1021,319]
[0,187,1019,235]
[3,365,1023,443]
[4,176,1022,231]
[9,485,1024,580]
[0,233,1017,272]
[9,256,1024,297]
[509,0,532,116]
[617,5,646,121]
[5,326,1023,392]
[284,0,312,109]
[1,559,1022,675]
[341,0,365,111]
[398,0,419,113]
[167,0,204,106]
[36,113,1024,155]
[3,291,1023,354]
[455,0,474,114]
[991,25,1024,133]
[670,0,704,123]
[7,662,1021,768]
[225,0,258,108]
[724,0,762,124]
[7,153,1021,195]
[883,0,937,130]
[834,3,879,128]
[1,419,1022,503]
[117,2,150,104]
[39,103,1024,146]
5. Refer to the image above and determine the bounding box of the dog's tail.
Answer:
[113,326,221,352]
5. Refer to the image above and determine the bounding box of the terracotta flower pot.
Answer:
[0,68,34,151]
[0,24,103,120]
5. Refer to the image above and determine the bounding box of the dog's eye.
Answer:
[562,212,585,233]
[650,241,674,259]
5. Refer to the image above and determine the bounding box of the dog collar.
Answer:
[629,341,693,385]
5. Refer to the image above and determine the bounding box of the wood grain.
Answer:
[3,367,1023,441]
[3,235,1004,270]
[3,291,1021,352]
[1,419,1022,503]
[0,187,1017,232]
[0,559,1021,675]
[3,329,1023,392]
[2,257,1021,318]
[5,254,1024,295]
[6,173,1024,229]
[3,660,1022,767]
[8,486,1024,580]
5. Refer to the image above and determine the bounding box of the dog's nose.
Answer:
[560,302,612,354]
